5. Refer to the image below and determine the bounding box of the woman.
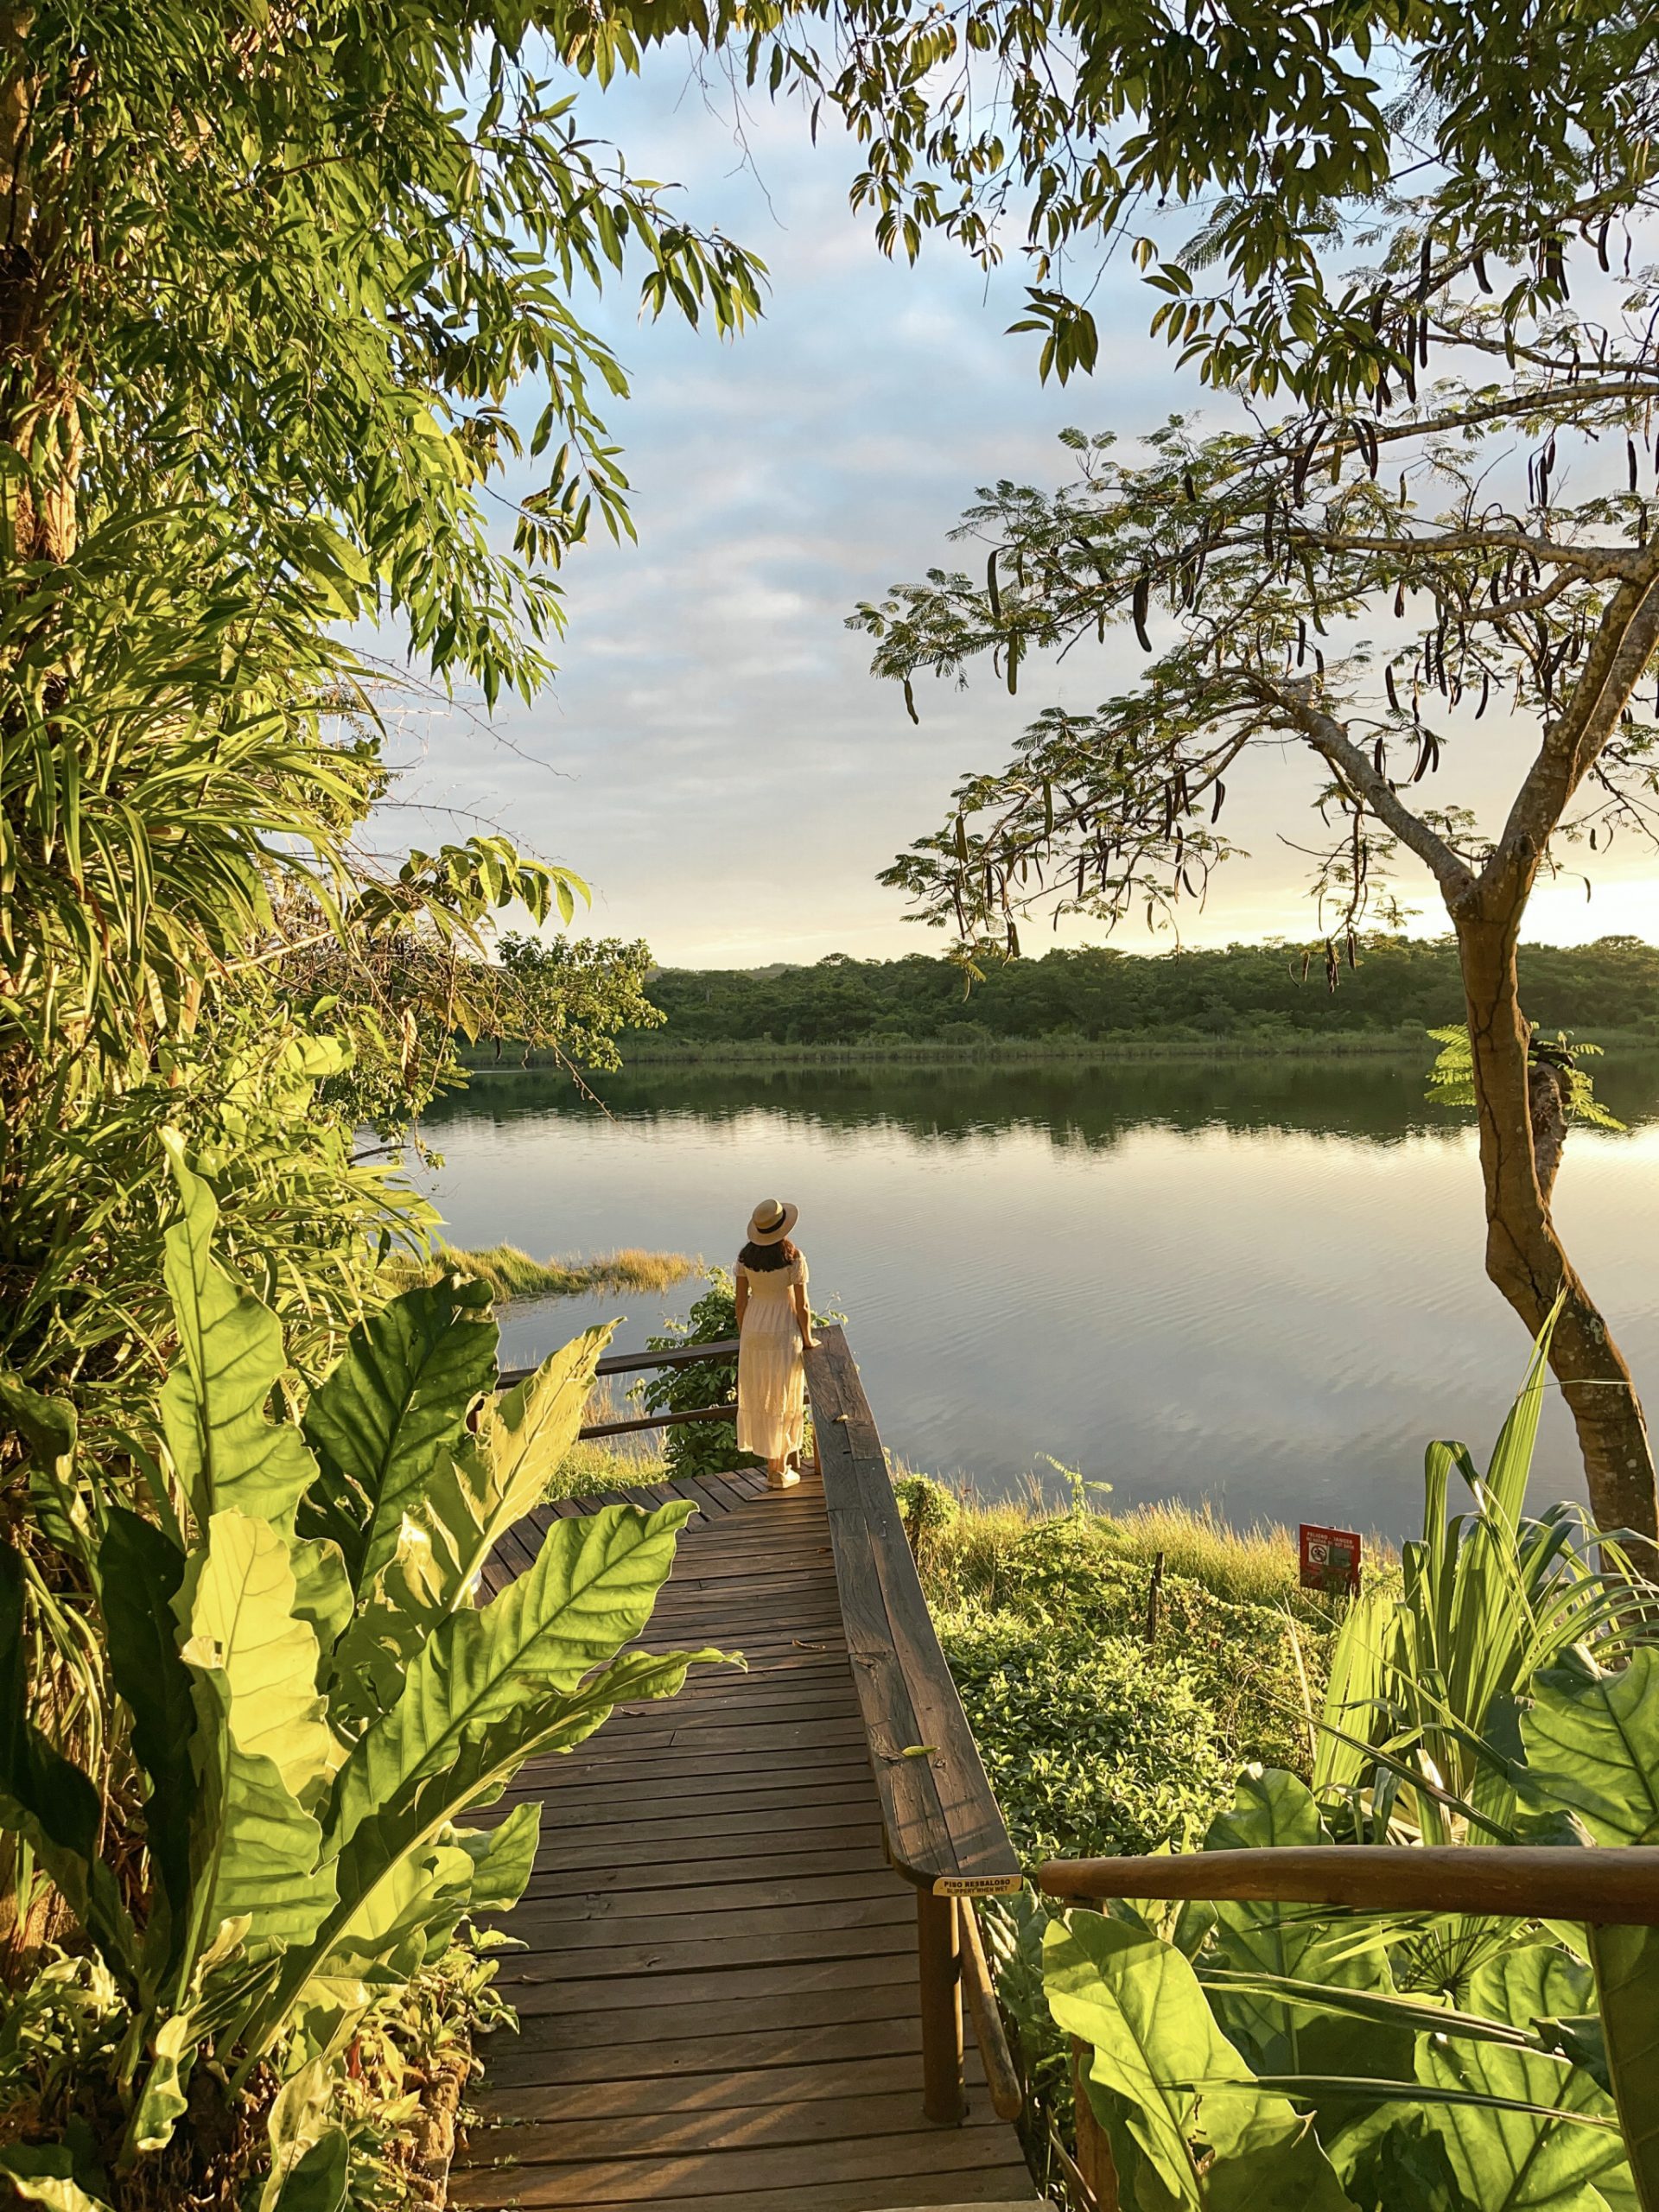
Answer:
[734,1198,817,1489]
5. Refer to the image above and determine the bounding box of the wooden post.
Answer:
[1071,2037,1119,2211]
[916,1890,964,2125]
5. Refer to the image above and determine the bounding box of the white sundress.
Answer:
[735,1253,808,1460]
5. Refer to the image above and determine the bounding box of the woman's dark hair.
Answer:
[740,1236,798,1273]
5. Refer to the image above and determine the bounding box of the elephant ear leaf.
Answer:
[448,1324,614,1570]
[299,1276,498,1592]
[1044,1910,1357,2211]
[157,1130,316,1530]
[0,1546,135,1974]
[179,1512,341,1810]
[0,2145,116,2212]
[1415,1946,1628,2212]
[261,1507,715,2031]
[1522,1649,1659,1845]
[1589,1923,1659,2212]
[99,1509,196,1939]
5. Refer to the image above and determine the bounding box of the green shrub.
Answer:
[925,1502,1327,1778]
[635,1272,760,1479]
[893,1473,959,1550]
[939,1612,1235,1862]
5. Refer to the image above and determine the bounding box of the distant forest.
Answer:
[626,937,1659,1049]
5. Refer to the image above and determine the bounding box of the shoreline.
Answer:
[459,1027,1659,1072]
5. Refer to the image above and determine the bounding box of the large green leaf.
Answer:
[300,1276,498,1590]
[438,1324,614,1590]
[326,1325,613,1720]
[178,1512,341,1809]
[245,1503,714,2053]
[0,1546,135,1974]
[182,1666,334,1975]
[1523,1653,1659,1846]
[321,1841,479,1986]
[1417,1947,1630,2212]
[455,1800,543,1915]
[158,1132,316,1529]
[0,2147,115,2212]
[99,1509,196,1937]
[1204,1769,1404,2089]
[1045,1910,1357,2211]
[261,2061,349,2212]
[327,1502,697,1862]
[1589,1923,1659,2212]
[254,1643,707,2052]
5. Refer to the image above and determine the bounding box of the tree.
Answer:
[0,0,766,1408]
[851,15,1659,1538]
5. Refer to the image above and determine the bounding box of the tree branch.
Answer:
[1239,670,1478,908]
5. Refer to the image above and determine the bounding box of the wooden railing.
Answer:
[804,1328,1024,2126]
[1039,1843,1659,2209]
[1039,1844,1659,1922]
[499,1338,739,1439]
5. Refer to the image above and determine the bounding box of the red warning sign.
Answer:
[1300,1524,1362,1597]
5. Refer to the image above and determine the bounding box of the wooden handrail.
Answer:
[960,1900,1024,2122]
[804,1326,1020,2132]
[577,1405,734,1440]
[497,1337,742,1440]
[1040,1845,1659,1924]
[805,1328,1020,1900]
[498,1338,738,1391]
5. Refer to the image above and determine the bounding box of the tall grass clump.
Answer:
[385,1243,699,1301]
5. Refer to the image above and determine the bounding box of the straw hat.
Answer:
[747,1198,799,1245]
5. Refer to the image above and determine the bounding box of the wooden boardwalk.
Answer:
[456,1459,1038,2212]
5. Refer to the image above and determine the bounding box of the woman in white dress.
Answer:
[734,1198,817,1489]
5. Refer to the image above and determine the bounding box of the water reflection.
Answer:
[411,1053,1659,1537]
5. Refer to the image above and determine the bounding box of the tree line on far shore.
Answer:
[625,935,1659,1049]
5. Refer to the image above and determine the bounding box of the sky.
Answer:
[387,47,1659,969]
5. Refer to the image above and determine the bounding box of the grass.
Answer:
[543,1379,669,1501]
[383,1243,699,1302]
[911,1478,1362,1619]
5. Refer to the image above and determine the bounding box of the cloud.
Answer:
[384,50,1657,968]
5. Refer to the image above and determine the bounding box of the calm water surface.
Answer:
[412,1056,1659,1537]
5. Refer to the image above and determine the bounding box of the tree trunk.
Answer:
[1457,909,1657,1541]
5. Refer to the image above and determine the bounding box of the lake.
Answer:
[412,1053,1659,1537]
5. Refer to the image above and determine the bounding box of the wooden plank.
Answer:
[524,1870,904,1920]
[479,2013,928,2088]
[518,1821,889,1878]
[513,1781,875,1833]
[503,1956,916,2024]
[499,1916,913,1981]
[455,2088,1013,2165]
[450,2125,1027,2205]
[499,1802,887,1857]
[496,1980,920,2052]
[454,2176,1038,2212]
[474,2050,985,2121]
[517,1855,900,1905]
[524,1892,915,1952]
[511,1741,874,1787]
